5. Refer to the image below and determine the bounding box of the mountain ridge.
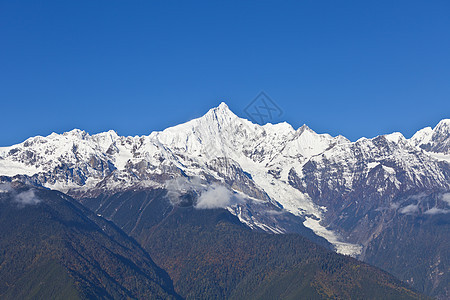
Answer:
[0,102,449,298]
[0,103,448,252]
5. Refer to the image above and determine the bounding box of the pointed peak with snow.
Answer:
[297,124,315,134]
[410,127,433,146]
[262,122,295,134]
[409,118,450,154]
[217,101,230,110]
[207,102,233,114]
[383,132,406,143]
[434,119,450,136]
[201,102,239,123]
[62,129,89,140]
[93,130,119,139]
[436,119,450,127]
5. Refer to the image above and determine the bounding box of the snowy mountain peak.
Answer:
[434,119,450,134]
[436,118,450,127]
[193,102,240,129]
[0,104,448,258]
[63,129,89,139]
[262,122,295,134]
[411,119,450,154]
[383,132,406,143]
[217,101,230,110]
[410,127,433,147]
[297,124,313,134]
[91,129,119,141]
[206,102,235,117]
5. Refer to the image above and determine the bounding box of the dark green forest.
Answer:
[0,186,179,299]
[84,189,427,299]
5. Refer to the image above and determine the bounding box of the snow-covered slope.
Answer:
[0,103,449,257]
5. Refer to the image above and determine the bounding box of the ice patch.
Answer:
[367,162,379,170]
[425,151,450,163]
[303,217,362,256]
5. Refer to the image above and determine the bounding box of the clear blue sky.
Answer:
[1,1,449,146]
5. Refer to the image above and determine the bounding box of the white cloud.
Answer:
[390,202,400,209]
[408,193,427,201]
[424,207,450,215]
[0,183,13,193]
[165,177,244,209]
[13,189,41,207]
[195,184,243,209]
[399,204,419,215]
[0,184,41,207]
[440,193,450,206]
[397,193,450,215]
[165,176,203,206]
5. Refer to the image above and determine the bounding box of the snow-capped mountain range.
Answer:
[1,103,449,257]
